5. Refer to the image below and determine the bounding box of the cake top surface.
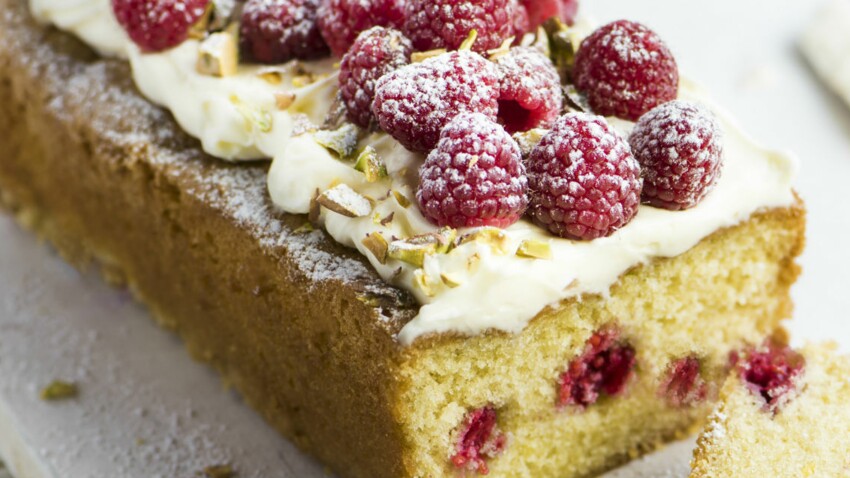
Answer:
[2,3,418,336]
[24,0,798,345]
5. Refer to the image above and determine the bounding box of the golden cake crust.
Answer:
[0,2,806,477]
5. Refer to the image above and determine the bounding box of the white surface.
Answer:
[2,0,850,477]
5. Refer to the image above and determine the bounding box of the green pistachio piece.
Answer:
[354,146,388,182]
[40,380,78,401]
[314,123,360,161]
[317,184,372,218]
[516,239,553,259]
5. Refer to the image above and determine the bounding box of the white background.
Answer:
[1,0,848,476]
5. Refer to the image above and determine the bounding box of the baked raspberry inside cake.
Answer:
[691,342,850,477]
[1,0,805,477]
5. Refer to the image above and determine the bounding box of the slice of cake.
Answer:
[690,341,850,477]
[1,0,805,477]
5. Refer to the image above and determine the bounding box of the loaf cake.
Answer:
[690,341,850,477]
[0,0,805,477]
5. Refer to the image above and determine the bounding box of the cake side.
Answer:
[0,4,416,477]
[395,202,803,477]
[690,342,850,477]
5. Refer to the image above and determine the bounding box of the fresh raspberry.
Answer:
[403,0,517,53]
[558,328,636,408]
[574,20,679,121]
[339,27,413,129]
[522,0,579,29]
[512,1,531,38]
[317,0,406,57]
[417,113,528,228]
[495,46,562,134]
[629,100,724,210]
[526,113,642,240]
[240,0,329,64]
[660,357,708,407]
[451,406,507,475]
[739,341,805,413]
[112,0,209,52]
[372,51,500,152]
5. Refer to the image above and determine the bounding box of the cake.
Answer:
[0,0,805,477]
[690,340,850,477]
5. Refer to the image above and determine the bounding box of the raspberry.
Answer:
[339,27,412,129]
[317,0,406,57]
[417,113,528,228]
[451,406,507,475]
[240,0,329,64]
[660,357,708,407]
[372,51,499,152]
[526,113,642,240]
[112,0,209,52]
[558,328,636,408]
[629,100,724,210]
[521,0,579,29]
[739,341,805,413]
[495,47,562,134]
[403,0,517,53]
[574,20,678,121]
[512,1,531,37]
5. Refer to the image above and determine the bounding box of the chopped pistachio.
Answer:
[411,49,448,63]
[527,25,551,56]
[293,222,314,234]
[317,184,373,218]
[353,146,388,182]
[516,239,553,259]
[440,272,462,288]
[387,240,436,267]
[387,228,456,266]
[458,227,511,254]
[308,189,321,225]
[40,380,78,401]
[231,95,272,133]
[563,84,591,113]
[202,464,235,478]
[544,18,580,82]
[362,232,389,264]
[292,73,320,88]
[273,91,297,110]
[513,128,548,158]
[458,29,479,52]
[314,124,360,161]
[413,269,437,297]
[188,4,213,40]
[392,190,411,208]
[467,252,482,273]
[197,31,238,77]
[257,67,284,84]
[208,0,240,31]
[487,37,515,60]
[380,212,395,227]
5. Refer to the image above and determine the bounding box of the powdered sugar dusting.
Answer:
[3,1,414,330]
[372,50,500,152]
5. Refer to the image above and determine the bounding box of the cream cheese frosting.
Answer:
[29,0,797,345]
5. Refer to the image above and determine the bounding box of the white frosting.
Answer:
[29,0,798,345]
[801,0,850,107]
